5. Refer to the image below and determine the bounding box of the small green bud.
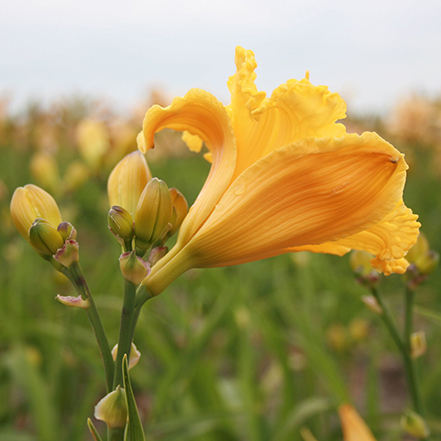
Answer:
[94,386,128,429]
[134,178,173,253]
[401,409,430,439]
[29,218,64,256]
[119,250,150,285]
[167,187,188,238]
[54,240,79,267]
[111,342,141,370]
[108,206,134,246]
[57,221,77,241]
[411,331,427,359]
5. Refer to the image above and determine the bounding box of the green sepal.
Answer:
[87,418,103,441]
[122,354,146,441]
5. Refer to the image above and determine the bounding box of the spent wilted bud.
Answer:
[401,409,430,439]
[54,239,79,267]
[107,151,152,216]
[119,250,150,285]
[167,188,188,238]
[111,342,141,370]
[134,178,173,253]
[108,206,134,246]
[94,386,128,429]
[10,184,62,242]
[56,294,89,309]
[29,218,64,256]
[361,295,383,315]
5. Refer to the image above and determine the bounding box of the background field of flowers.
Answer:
[0,89,441,440]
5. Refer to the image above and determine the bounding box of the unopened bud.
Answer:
[406,233,439,282]
[111,342,141,370]
[401,409,430,439]
[350,250,380,287]
[361,295,383,315]
[148,246,168,266]
[30,152,60,194]
[167,188,188,238]
[77,119,109,169]
[57,221,77,241]
[411,331,427,359]
[56,294,89,309]
[108,206,134,246]
[10,184,62,242]
[64,161,90,192]
[107,151,151,216]
[119,250,150,284]
[54,239,79,267]
[94,386,128,429]
[29,218,64,256]
[134,178,173,253]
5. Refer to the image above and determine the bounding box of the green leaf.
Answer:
[87,418,103,441]
[122,355,146,441]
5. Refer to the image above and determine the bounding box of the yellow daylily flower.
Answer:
[138,46,420,297]
[339,404,377,441]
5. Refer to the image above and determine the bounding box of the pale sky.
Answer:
[1,0,440,115]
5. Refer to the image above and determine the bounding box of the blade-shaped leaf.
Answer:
[87,418,103,441]
[122,355,146,441]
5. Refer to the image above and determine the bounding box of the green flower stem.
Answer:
[371,288,425,420]
[63,261,114,392]
[113,279,137,389]
[404,286,424,416]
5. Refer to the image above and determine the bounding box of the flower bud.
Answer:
[64,161,90,192]
[54,239,79,267]
[57,221,77,241]
[119,250,150,284]
[406,233,439,288]
[108,206,134,245]
[94,386,128,429]
[111,342,141,370]
[411,331,427,359]
[10,184,62,242]
[350,250,380,287]
[77,119,109,169]
[401,409,430,439]
[167,188,188,238]
[107,151,152,216]
[135,178,173,253]
[30,152,60,194]
[29,218,64,256]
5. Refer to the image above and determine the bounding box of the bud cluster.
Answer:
[107,152,188,262]
[10,184,79,268]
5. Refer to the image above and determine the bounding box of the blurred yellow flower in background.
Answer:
[132,46,420,296]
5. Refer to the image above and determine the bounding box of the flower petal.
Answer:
[183,132,408,267]
[141,89,237,245]
[227,47,347,179]
[287,202,420,275]
[339,404,377,441]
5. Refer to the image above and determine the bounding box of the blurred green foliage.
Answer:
[0,96,441,441]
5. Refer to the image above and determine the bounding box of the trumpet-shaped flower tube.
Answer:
[138,46,420,297]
